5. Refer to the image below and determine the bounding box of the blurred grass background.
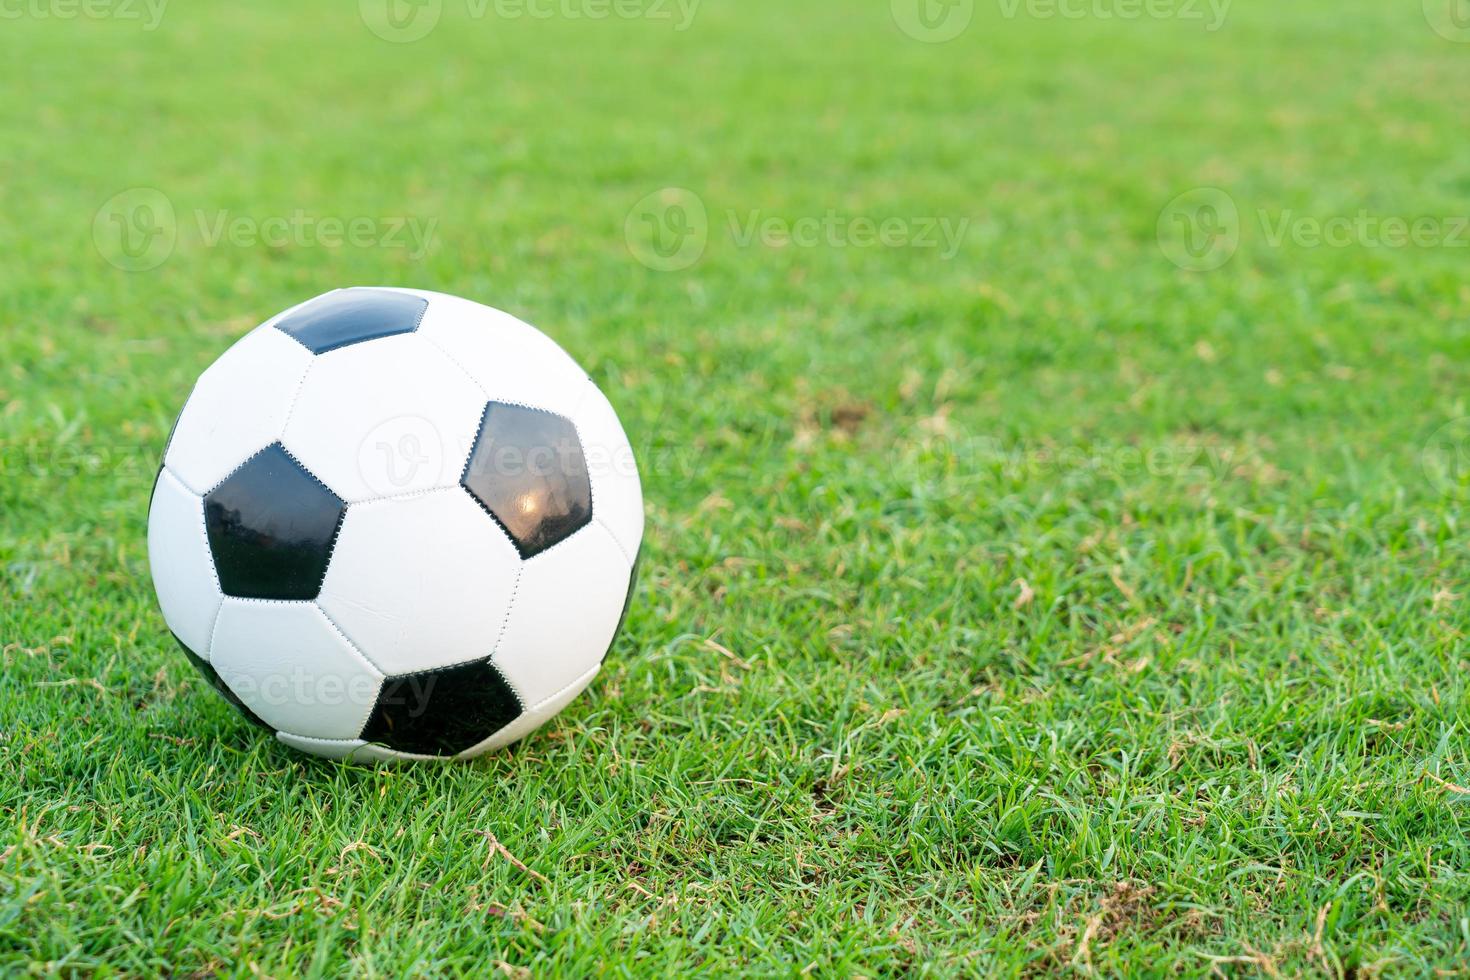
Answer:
[2,0,1469,973]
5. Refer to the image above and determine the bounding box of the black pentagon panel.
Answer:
[173,632,271,730]
[204,443,345,600]
[461,402,592,558]
[360,658,522,756]
[273,288,429,355]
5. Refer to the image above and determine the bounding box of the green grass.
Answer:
[3,0,1470,974]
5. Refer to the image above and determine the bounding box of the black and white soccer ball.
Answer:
[147,288,643,761]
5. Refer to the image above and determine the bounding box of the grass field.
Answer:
[3,0,1470,974]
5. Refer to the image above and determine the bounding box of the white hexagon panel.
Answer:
[317,489,521,677]
[281,331,485,504]
[163,326,314,495]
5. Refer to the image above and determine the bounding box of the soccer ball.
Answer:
[147,288,643,761]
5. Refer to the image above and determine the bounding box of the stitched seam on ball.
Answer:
[471,397,581,435]
[455,660,606,758]
[162,460,205,498]
[330,334,496,504]
[527,661,600,714]
[199,596,225,667]
[459,402,492,484]
[578,377,640,567]
[509,520,596,563]
[279,733,446,762]
[457,661,602,758]
[159,378,197,476]
[459,484,541,562]
[570,377,599,533]
[275,357,317,445]
[304,544,524,684]
[177,467,227,597]
[270,291,352,352]
[205,596,228,666]
[461,399,582,480]
[488,564,524,682]
[572,412,593,527]
[372,751,445,762]
[268,442,350,596]
[352,484,461,507]
[595,515,634,567]
[284,733,442,761]
[456,403,523,554]
[361,649,510,683]
[274,443,340,499]
[363,652,526,729]
[416,331,487,400]
[202,443,272,498]
[274,325,314,353]
[278,733,362,746]
[318,508,348,594]
[310,602,388,680]
[494,397,576,417]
